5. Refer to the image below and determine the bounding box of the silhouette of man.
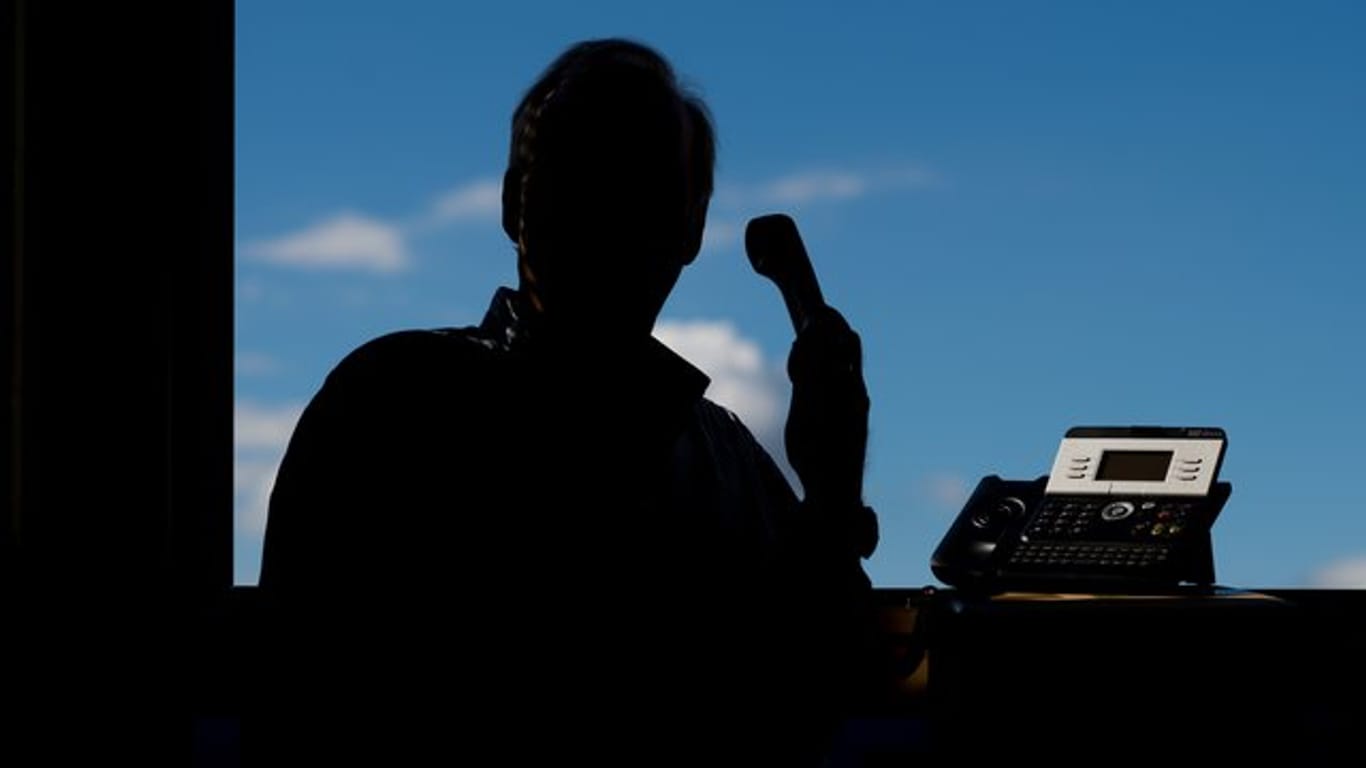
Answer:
[258,38,878,766]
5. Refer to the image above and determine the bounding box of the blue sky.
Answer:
[236,1,1366,588]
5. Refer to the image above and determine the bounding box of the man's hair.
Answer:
[505,39,716,246]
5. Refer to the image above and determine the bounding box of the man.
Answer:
[258,38,878,765]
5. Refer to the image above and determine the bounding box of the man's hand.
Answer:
[785,304,870,519]
[745,212,876,558]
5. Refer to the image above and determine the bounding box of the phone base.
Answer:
[931,475,1229,594]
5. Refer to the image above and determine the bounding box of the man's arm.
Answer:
[259,330,486,597]
[784,304,878,561]
[254,331,494,760]
[258,341,403,599]
[257,369,357,594]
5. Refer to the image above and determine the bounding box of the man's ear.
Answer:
[501,168,521,244]
[681,198,708,265]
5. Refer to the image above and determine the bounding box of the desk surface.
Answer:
[861,586,1366,757]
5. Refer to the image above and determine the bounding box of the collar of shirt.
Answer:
[478,285,712,413]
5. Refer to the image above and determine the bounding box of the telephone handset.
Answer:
[930,426,1231,594]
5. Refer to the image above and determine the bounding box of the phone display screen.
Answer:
[1095,450,1173,482]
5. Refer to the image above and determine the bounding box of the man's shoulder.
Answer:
[693,397,772,456]
[340,326,500,368]
[695,396,746,432]
[320,326,505,395]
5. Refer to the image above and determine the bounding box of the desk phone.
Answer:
[930,426,1231,593]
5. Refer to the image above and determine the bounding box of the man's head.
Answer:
[502,39,716,341]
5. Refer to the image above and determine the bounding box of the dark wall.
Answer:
[6,1,233,762]
[8,0,232,600]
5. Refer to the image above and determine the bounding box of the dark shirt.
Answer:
[257,287,875,763]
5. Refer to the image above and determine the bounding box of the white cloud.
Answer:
[235,401,304,450]
[234,401,304,572]
[241,178,504,275]
[245,212,407,273]
[654,320,791,483]
[920,471,971,513]
[762,171,868,205]
[878,165,937,189]
[654,320,779,433]
[715,165,935,211]
[1310,556,1366,588]
[237,277,266,302]
[428,178,502,222]
[240,164,934,274]
[701,219,741,253]
[235,352,279,377]
[234,459,280,537]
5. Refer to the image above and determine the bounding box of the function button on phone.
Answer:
[1100,501,1135,521]
[970,496,1027,528]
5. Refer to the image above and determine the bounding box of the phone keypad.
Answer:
[1006,541,1170,570]
[1024,497,1196,542]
